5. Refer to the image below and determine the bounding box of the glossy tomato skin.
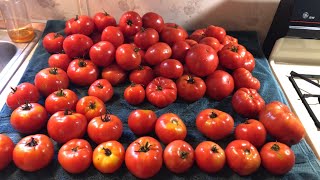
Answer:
[64,15,94,36]
[42,32,64,53]
[225,140,261,176]
[259,101,305,146]
[164,140,194,174]
[89,41,115,67]
[6,82,40,110]
[218,44,247,70]
[63,34,93,59]
[101,26,124,48]
[124,84,145,105]
[47,111,87,144]
[115,44,141,70]
[205,25,226,43]
[221,35,238,45]
[119,11,142,37]
[10,103,47,134]
[243,51,255,72]
[142,12,164,33]
[171,40,191,63]
[101,63,127,86]
[0,134,14,171]
[159,59,183,79]
[76,96,107,122]
[129,65,154,87]
[196,109,234,140]
[93,11,116,32]
[88,79,114,102]
[233,68,260,90]
[45,89,78,115]
[205,70,234,101]
[125,136,163,179]
[67,59,99,86]
[145,42,172,66]
[185,39,198,47]
[48,53,71,71]
[13,134,54,172]
[128,109,157,135]
[199,37,223,52]
[235,119,267,148]
[176,75,206,102]
[155,113,187,144]
[134,28,159,50]
[160,23,188,46]
[195,141,226,173]
[260,142,295,175]
[58,139,92,174]
[146,77,177,108]
[93,141,125,173]
[189,28,206,42]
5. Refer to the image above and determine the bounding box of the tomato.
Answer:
[225,140,261,176]
[45,89,78,115]
[260,142,295,175]
[155,113,187,144]
[142,12,164,33]
[13,134,54,172]
[189,28,206,42]
[218,43,247,70]
[145,42,172,66]
[67,59,99,86]
[6,82,40,110]
[185,39,198,47]
[171,40,191,63]
[199,37,223,52]
[243,51,255,72]
[232,88,265,118]
[119,11,142,37]
[125,136,163,179]
[42,32,64,53]
[259,101,305,146]
[93,141,125,173]
[101,26,124,48]
[64,15,94,36]
[129,65,154,87]
[134,28,159,50]
[146,77,177,108]
[159,59,183,79]
[163,140,194,174]
[196,109,234,140]
[233,68,260,90]
[205,25,226,43]
[48,53,71,71]
[124,83,145,105]
[195,141,225,173]
[88,79,113,102]
[93,11,116,32]
[221,35,238,45]
[89,41,115,67]
[58,139,92,174]
[101,63,127,86]
[115,44,141,70]
[63,34,93,59]
[185,44,219,77]
[90,31,101,44]
[47,110,87,143]
[10,103,47,134]
[76,96,107,122]
[176,75,206,102]
[128,109,157,135]
[160,23,188,46]
[235,119,267,148]
[0,134,14,171]
[34,67,69,97]
[205,70,234,100]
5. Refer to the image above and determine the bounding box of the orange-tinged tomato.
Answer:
[0,134,14,170]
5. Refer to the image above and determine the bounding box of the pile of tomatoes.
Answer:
[0,10,307,178]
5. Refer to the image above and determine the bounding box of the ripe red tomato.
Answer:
[101,63,127,86]
[196,109,234,140]
[146,77,177,108]
[47,110,87,144]
[145,42,172,66]
[67,59,99,86]
[235,119,267,148]
[63,34,93,59]
[87,113,123,144]
[260,142,295,175]
[221,35,238,45]
[115,44,141,70]
[171,40,190,63]
[160,23,188,46]
[101,26,124,48]
[119,11,142,37]
[185,39,198,47]
[89,41,115,67]
[0,134,14,171]
[88,79,113,102]
[232,68,260,90]
[64,15,94,36]
[155,113,187,144]
[45,89,78,115]
[124,83,145,105]
[195,141,225,173]
[93,141,125,173]
[189,28,206,42]
[164,140,194,174]
[76,96,107,122]
[159,59,183,79]
[243,51,255,72]
[218,43,247,70]
[6,82,40,110]
[199,37,223,52]
[205,70,234,100]
[232,88,265,118]
[125,136,163,179]
[225,140,261,176]
[93,11,116,32]
[129,65,154,87]
[134,28,159,50]
[176,75,206,102]
[185,44,218,77]
[34,67,69,97]
[42,32,64,53]
[128,109,157,135]
[58,139,92,174]
[10,103,47,134]
[48,53,71,71]
[13,134,54,172]
[142,12,164,33]
[205,25,226,43]
[259,101,305,146]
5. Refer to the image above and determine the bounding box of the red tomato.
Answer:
[146,77,177,108]
[159,59,183,79]
[259,101,305,146]
[233,68,260,90]
[0,134,14,171]
[76,96,107,122]
[128,109,157,135]
[101,26,124,48]
[232,88,265,118]
[115,44,141,70]
[101,63,127,86]
[160,23,188,46]
[87,113,123,144]
[67,59,99,86]
[176,75,206,102]
[142,12,164,33]
[119,11,142,37]
[10,103,47,134]
[235,119,267,148]
[185,39,198,47]
[221,35,238,45]
[42,32,64,53]
[88,79,114,102]
[171,40,191,63]
[196,109,234,140]
[205,25,226,43]
[243,51,255,72]
[125,136,163,179]
[205,70,234,100]
[64,15,94,36]
[58,139,92,174]
[34,67,69,97]
[195,141,225,173]
[134,28,159,50]
[145,42,172,66]
[199,37,223,52]
[218,43,247,70]
[45,89,78,115]
[13,134,54,172]
[124,83,145,105]
[48,53,71,71]
[89,41,115,67]
[164,140,194,174]
[129,65,154,87]
[225,140,261,176]
[63,34,93,59]
[93,141,125,173]
[260,142,295,175]
[155,113,187,144]
[93,11,116,32]
[6,82,40,110]
[189,28,206,42]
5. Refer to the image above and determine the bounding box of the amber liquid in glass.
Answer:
[7,25,35,43]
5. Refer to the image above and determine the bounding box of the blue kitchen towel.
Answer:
[0,20,319,179]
